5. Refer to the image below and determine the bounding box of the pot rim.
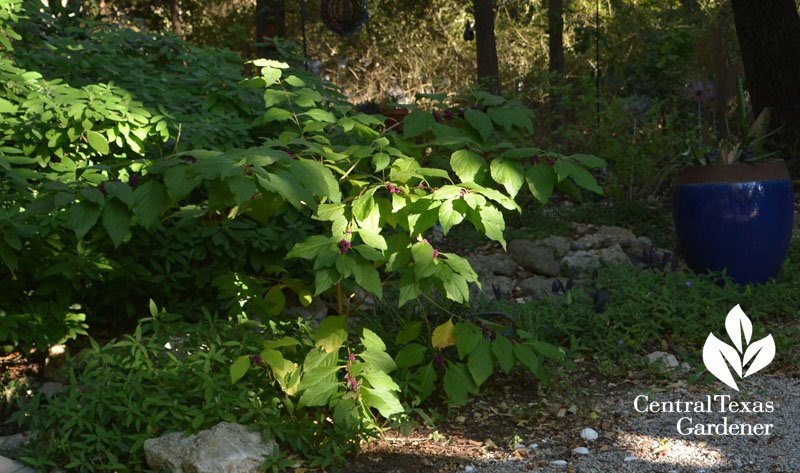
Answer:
[676,158,789,185]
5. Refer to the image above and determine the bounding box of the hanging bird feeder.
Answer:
[321,0,368,36]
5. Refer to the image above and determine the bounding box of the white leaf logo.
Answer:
[702,305,775,391]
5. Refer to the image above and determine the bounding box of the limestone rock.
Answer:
[0,431,30,457]
[469,274,513,305]
[647,351,680,371]
[39,381,64,399]
[508,240,560,277]
[597,244,629,265]
[466,253,518,277]
[144,422,277,473]
[625,236,653,258]
[580,428,599,441]
[576,225,637,249]
[561,251,600,278]
[538,235,571,258]
[517,276,561,300]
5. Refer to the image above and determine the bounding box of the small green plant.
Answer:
[11,302,373,472]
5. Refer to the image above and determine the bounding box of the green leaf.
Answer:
[80,187,105,206]
[403,110,434,139]
[352,188,378,221]
[410,362,437,400]
[314,267,339,295]
[397,270,421,307]
[567,164,604,194]
[350,245,381,263]
[450,149,486,183]
[467,341,495,387]
[102,198,131,247]
[262,108,293,123]
[303,108,337,123]
[288,159,342,202]
[479,205,506,249]
[312,316,348,353]
[411,241,437,280]
[299,365,339,387]
[359,349,396,373]
[454,323,483,360]
[335,253,356,277]
[526,164,556,205]
[228,175,257,206]
[441,270,470,304]
[298,380,339,407]
[264,337,302,351]
[361,386,404,418]
[362,370,400,392]
[164,165,196,202]
[507,106,533,133]
[553,158,574,182]
[132,180,167,228]
[513,343,540,375]
[487,107,514,131]
[465,109,493,141]
[256,171,314,210]
[230,355,251,384]
[443,362,478,407]
[490,158,525,198]
[333,398,359,429]
[359,229,387,251]
[527,341,564,360]
[395,343,427,369]
[259,349,286,367]
[438,199,464,235]
[2,232,20,251]
[261,66,282,85]
[303,347,338,371]
[0,98,17,114]
[0,240,18,271]
[66,202,101,239]
[556,179,583,201]
[492,336,515,374]
[149,299,158,316]
[571,154,606,169]
[442,253,479,282]
[361,328,386,352]
[287,235,337,259]
[104,181,134,207]
[396,321,422,344]
[208,178,235,214]
[353,262,383,298]
[372,152,390,171]
[85,130,109,155]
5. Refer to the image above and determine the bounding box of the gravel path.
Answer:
[462,374,799,473]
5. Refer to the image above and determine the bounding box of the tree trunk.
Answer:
[171,0,183,35]
[256,0,286,59]
[730,0,800,147]
[473,0,500,95]
[548,0,564,77]
[548,0,566,135]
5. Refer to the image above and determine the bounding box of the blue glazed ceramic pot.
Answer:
[673,160,793,285]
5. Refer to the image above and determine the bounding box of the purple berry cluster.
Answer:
[344,352,357,392]
[386,183,402,194]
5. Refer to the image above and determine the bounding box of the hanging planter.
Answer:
[321,0,368,36]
